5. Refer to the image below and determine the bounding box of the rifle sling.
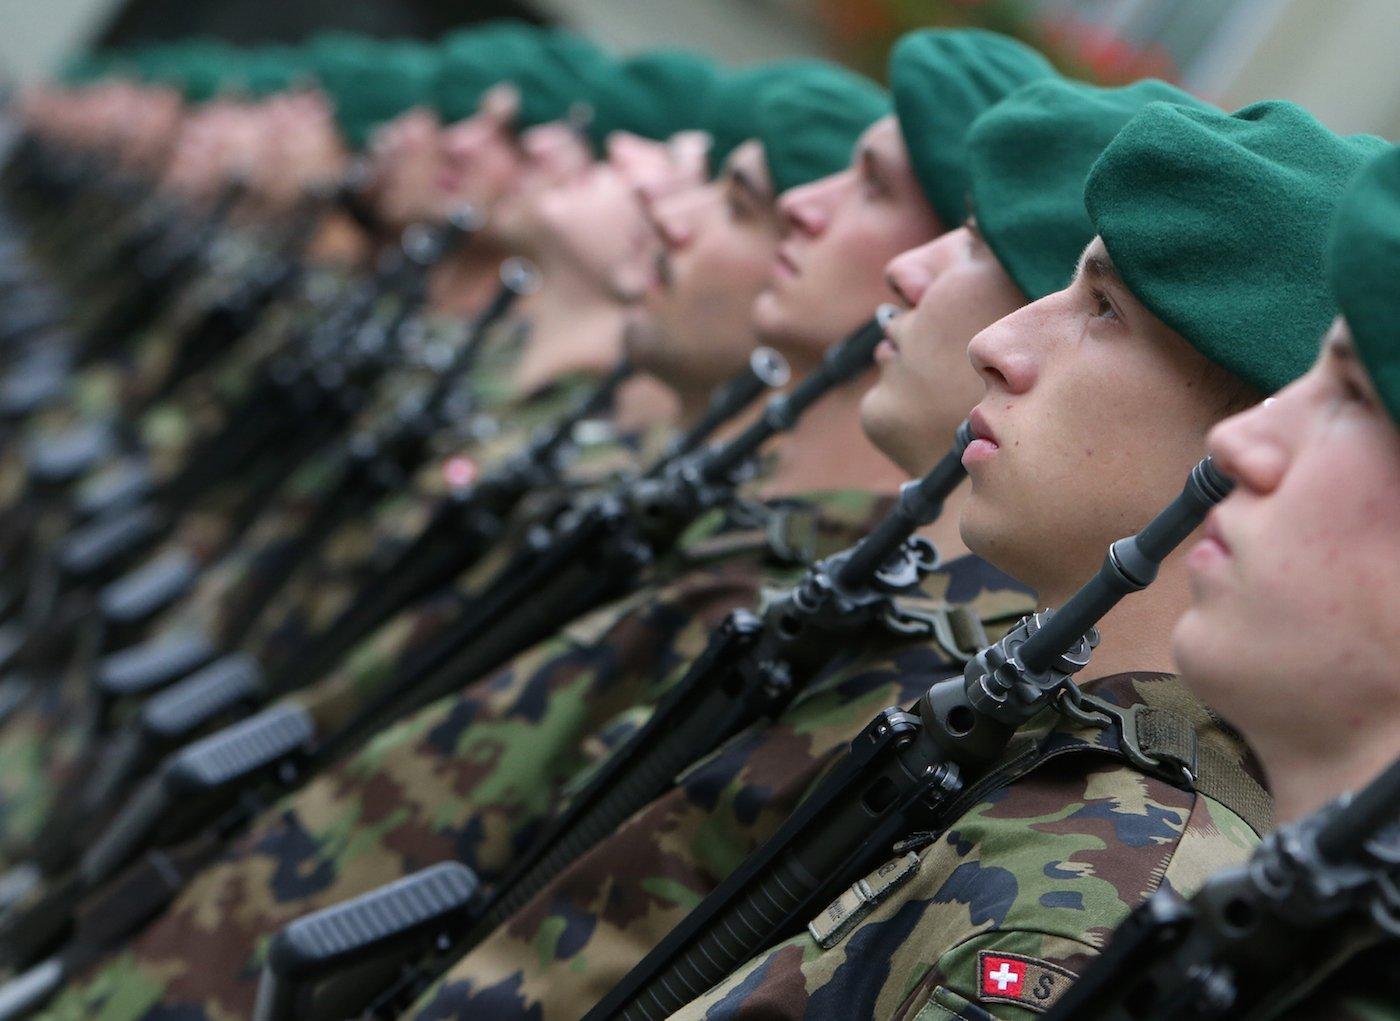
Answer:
[1132,707,1273,837]
[967,701,1272,841]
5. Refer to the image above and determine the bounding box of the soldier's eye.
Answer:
[1341,376,1372,407]
[1089,289,1118,321]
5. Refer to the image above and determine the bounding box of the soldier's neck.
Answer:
[613,375,679,436]
[757,380,904,500]
[304,209,371,267]
[426,244,511,318]
[511,270,629,396]
[1036,550,1193,685]
[673,386,718,431]
[670,380,764,440]
[1258,727,1400,826]
[913,483,973,564]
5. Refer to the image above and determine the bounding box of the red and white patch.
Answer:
[976,950,1079,1014]
[443,455,479,490]
[982,956,1026,998]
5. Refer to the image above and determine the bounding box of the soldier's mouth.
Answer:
[963,407,1000,466]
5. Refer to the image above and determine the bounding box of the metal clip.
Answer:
[1056,686,1196,788]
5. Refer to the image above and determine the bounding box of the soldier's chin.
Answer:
[957,495,1022,576]
[858,387,918,477]
[1170,607,1235,702]
[622,332,666,375]
[751,288,789,341]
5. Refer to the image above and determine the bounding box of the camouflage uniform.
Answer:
[617,672,1270,1021]
[38,490,891,1020]
[0,275,331,854]
[0,323,628,861]
[0,229,311,531]
[0,244,322,581]
[234,365,619,676]
[402,554,1034,1019]
[0,296,450,858]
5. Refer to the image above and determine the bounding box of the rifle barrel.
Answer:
[1019,457,1232,675]
[665,348,790,463]
[1317,754,1400,863]
[835,420,971,589]
[700,318,883,484]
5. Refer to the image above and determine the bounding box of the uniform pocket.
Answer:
[912,985,1003,1021]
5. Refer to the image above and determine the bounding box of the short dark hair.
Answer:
[1194,359,1264,417]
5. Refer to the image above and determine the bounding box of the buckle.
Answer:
[1057,687,1197,789]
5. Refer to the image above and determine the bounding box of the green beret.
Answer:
[59,51,119,87]
[307,34,439,148]
[505,29,605,131]
[752,63,890,194]
[890,29,1058,229]
[581,49,722,147]
[136,40,237,103]
[1328,145,1400,427]
[968,78,1212,301]
[431,22,540,123]
[701,62,818,172]
[1086,100,1388,394]
[431,22,598,132]
[240,46,306,98]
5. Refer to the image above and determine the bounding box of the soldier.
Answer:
[29,56,913,1021]
[0,36,716,866]
[662,92,1386,1020]
[1164,144,1400,1020]
[400,70,1215,1021]
[248,29,1055,1021]
[0,41,452,861]
[0,51,368,857]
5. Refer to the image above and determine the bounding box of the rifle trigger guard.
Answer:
[1057,688,1196,789]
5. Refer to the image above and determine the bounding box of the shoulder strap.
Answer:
[1134,705,1274,836]
[981,698,1273,839]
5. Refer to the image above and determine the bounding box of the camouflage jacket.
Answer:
[152,313,533,649]
[645,671,1271,1021]
[0,252,327,559]
[0,335,635,863]
[0,302,473,860]
[234,366,632,675]
[402,554,1035,1020]
[39,489,893,1021]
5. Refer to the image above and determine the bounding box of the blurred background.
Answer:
[2,0,1397,138]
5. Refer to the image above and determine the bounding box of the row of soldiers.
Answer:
[0,16,1392,1021]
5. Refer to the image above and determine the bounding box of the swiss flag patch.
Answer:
[976,950,1078,1014]
[443,455,479,490]
[982,956,1026,998]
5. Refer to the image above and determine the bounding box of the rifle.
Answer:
[0,345,794,992]
[37,351,637,867]
[244,420,976,1020]
[146,209,477,521]
[136,193,330,409]
[74,181,246,367]
[1043,754,1400,1021]
[39,212,477,598]
[204,253,534,653]
[307,317,884,767]
[584,458,1234,1020]
[0,236,509,870]
[264,343,789,695]
[69,346,788,847]
[465,422,976,940]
